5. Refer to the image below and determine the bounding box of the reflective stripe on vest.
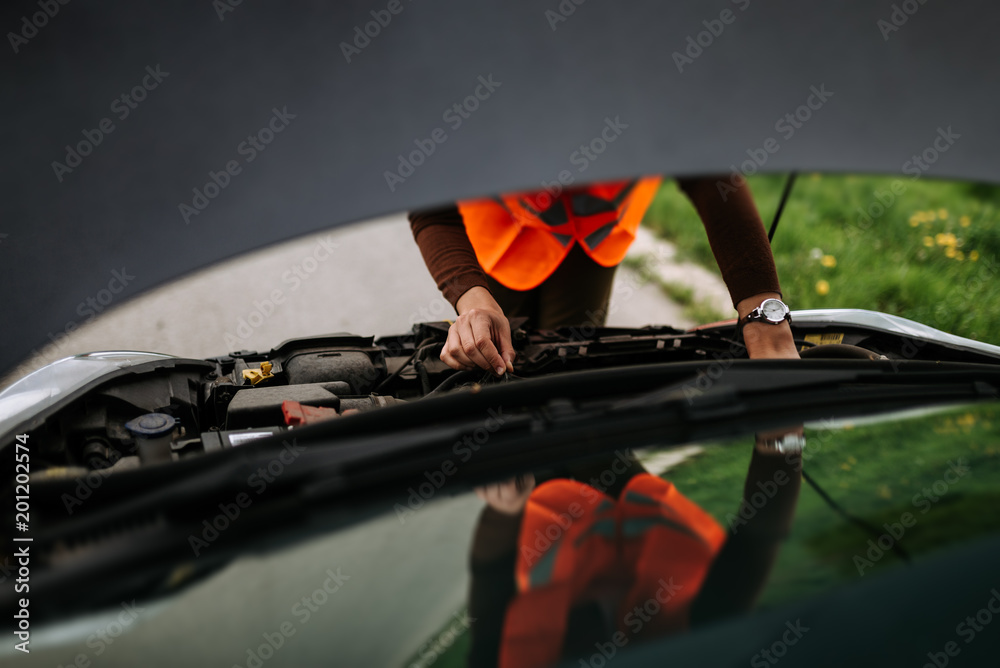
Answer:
[458,176,663,291]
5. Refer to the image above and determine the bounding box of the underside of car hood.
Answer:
[2,0,1000,376]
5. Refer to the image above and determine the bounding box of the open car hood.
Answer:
[3,0,1000,376]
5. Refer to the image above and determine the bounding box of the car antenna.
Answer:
[767,171,797,243]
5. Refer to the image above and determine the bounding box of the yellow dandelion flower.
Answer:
[945,246,957,258]
[970,250,980,261]
[840,462,852,471]
[960,215,971,227]
[938,208,948,219]
[935,233,948,245]
[878,484,892,499]
[821,254,837,268]
[909,215,921,227]
[923,236,934,247]
[956,251,965,261]
[957,413,976,427]
[815,279,830,296]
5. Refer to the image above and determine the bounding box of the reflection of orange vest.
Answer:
[499,474,725,668]
[458,177,662,291]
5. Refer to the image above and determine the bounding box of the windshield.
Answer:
[9,399,998,667]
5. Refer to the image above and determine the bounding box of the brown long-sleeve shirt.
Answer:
[409,176,782,310]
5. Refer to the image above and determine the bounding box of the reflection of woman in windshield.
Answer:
[467,441,802,668]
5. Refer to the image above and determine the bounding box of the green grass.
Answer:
[644,174,1000,344]
[663,403,1000,608]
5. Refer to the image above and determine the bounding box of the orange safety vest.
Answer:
[458,177,663,291]
[498,474,726,668]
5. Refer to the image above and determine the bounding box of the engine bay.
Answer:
[7,316,1000,478]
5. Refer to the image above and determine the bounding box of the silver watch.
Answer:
[744,298,791,326]
[755,433,806,455]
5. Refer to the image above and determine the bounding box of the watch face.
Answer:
[760,299,787,322]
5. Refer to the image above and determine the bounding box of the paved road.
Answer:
[2,215,730,389]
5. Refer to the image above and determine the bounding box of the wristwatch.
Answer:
[742,298,792,326]
[755,433,806,455]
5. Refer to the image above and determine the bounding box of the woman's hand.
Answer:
[475,474,536,515]
[442,286,516,376]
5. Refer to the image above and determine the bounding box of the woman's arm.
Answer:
[409,205,490,308]
[677,176,799,359]
[690,447,802,625]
